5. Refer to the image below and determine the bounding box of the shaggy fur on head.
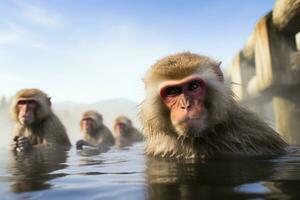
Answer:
[10,88,52,123]
[115,115,132,126]
[80,110,104,132]
[140,52,287,160]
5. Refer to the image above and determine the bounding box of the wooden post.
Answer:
[273,0,300,34]
[230,53,256,101]
[231,53,243,100]
[254,13,300,144]
[297,33,300,50]
[273,90,300,144]
[254,13,298,90]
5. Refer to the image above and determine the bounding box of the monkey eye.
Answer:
[17,100,26,105]
[165,86,182,96]
[116,122,126,126]
[82,117,93,122]
[17,100,37,105]
[188,81,201,91]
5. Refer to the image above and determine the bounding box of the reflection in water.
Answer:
[76,145,111,167]
[145,149,300,200]
[266,147,300,199]
[77,147,103,157]
[76,142,115,157]
[7,146,69,193]
[1,143,300,199]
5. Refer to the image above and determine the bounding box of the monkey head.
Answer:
[113,116,132,136]
[80,111,103,135]
[159,74,208,135]
[141,52,232,139]
[11,89,52,126]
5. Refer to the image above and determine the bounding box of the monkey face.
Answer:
[81,117,96,134]
[17,99,38,125]
[114,120,130,136]
[159,75,208,137]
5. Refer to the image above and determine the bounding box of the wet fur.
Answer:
[140,52,287,159]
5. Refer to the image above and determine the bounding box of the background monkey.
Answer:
[76,110,115,150]
[10,88,71,152]
[113,115,143,148]
[139,52,287,160]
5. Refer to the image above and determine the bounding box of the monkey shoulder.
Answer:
[216,106,287,155]
[97,126,115,145]
[42,114,71,146]
[130,128,144,141]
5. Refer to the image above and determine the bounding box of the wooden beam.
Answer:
[254,13,299,92]
[246,75,258,97]
[290,51,300,71]
[296,32,300,50]
[273,0,300,33]
[231,53,242,100]
[230,52,256,101]
[241,34,255,62]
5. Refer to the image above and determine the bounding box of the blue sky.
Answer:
[0,0,274,103]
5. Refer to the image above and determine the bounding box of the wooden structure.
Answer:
[226,0,300,144]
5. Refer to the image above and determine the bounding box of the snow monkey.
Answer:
[139,52,287,160]
[76,111,115,150]
[113,115,143,147]
[10,88,71,152]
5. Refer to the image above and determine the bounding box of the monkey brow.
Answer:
[17,100,37,105]
[82,117,93,121]
[116,122,126,125]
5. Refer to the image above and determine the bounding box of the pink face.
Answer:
[81,117,96,133]
[114,118,131,136]
[17,99,38,125]
[159,75,208,134]
[115,122,126,132]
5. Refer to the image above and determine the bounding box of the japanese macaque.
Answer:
[113,116,143,147]
[139,52,287,160]
[76,111,115,150]
[10,89,71,152]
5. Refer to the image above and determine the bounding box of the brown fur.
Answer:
[80,111,115,147]
[10,88,71,147]
[113,115,143,147]
[139,52,287,160]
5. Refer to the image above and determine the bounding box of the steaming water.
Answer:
[0,143,300,200]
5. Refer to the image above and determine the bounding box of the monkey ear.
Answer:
[214,62,224,83]
[47,97,52,107]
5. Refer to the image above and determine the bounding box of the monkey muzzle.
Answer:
[115,122,128,135]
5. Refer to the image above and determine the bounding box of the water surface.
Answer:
[1,143,300,200]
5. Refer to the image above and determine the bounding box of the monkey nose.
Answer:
[180,104,191,110]
[24,105,30,111]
